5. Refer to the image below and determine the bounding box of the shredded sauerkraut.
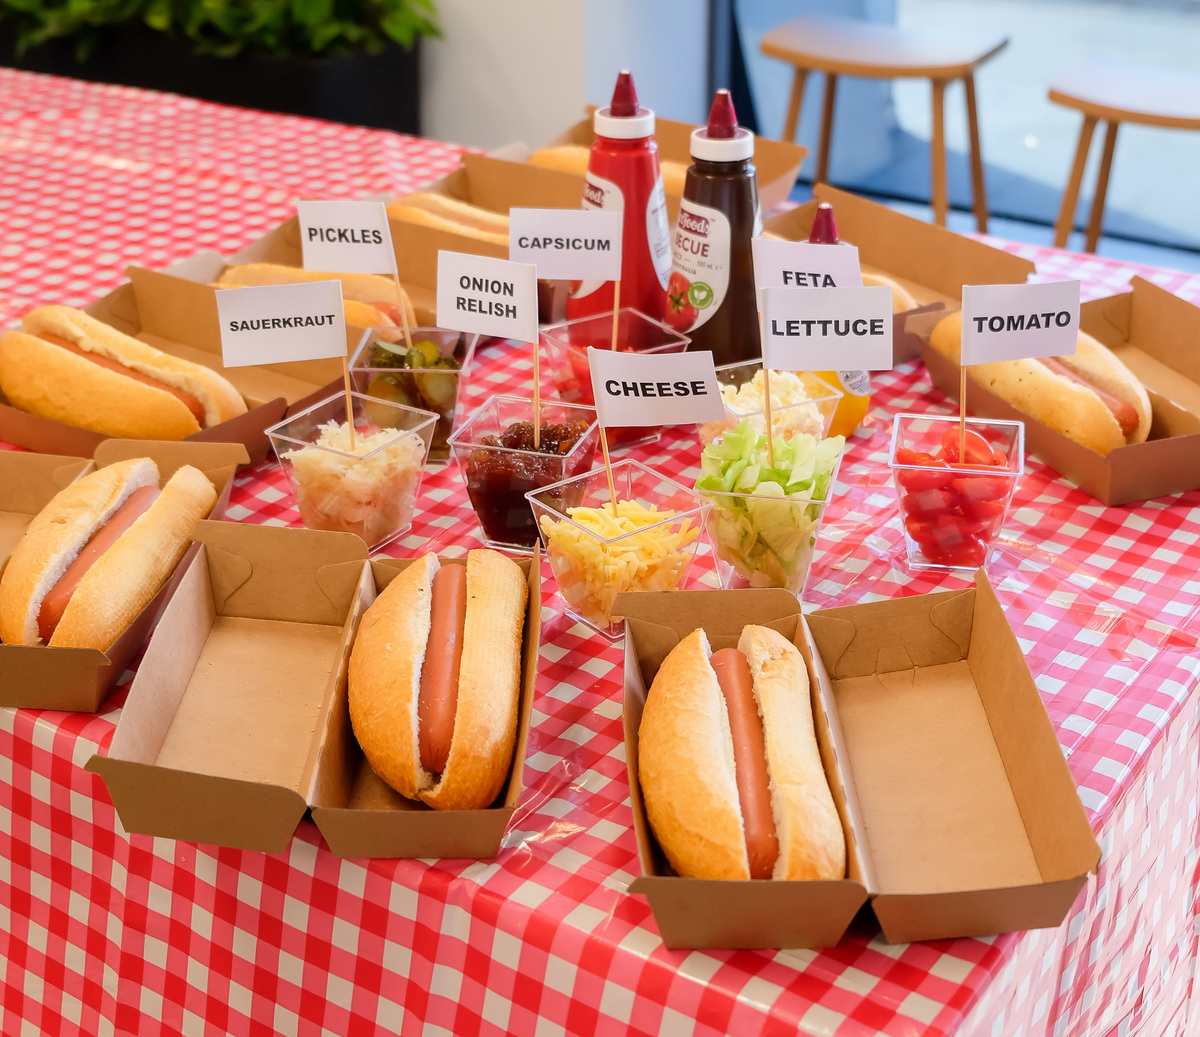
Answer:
[538,501,700,629]
[699,369,828,446]
[284,420,426,547]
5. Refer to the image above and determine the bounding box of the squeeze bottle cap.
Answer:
[594,70,656,140]
[690,89,754,161]
[808,203,840,244]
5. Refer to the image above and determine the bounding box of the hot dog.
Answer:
[929,310,1152,455]
[348,549,528,811]
[0,306,247,440]
[387,193,511,245]
[638,625,845,881]
[709,647,779,879]
[0,458,218,650]
[216,264,416,329]
[417,563,468,775]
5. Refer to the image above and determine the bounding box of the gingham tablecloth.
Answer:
[2,69,1200,1037]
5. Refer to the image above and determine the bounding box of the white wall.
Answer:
[420,0,709,151]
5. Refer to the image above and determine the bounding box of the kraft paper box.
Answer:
[765,185,1035,364]
[0,440,247,712]
[915,276,1200,506]
[538,112,808,219]
[389,153,587,324]
[89,523,541,859]
[0,261,345,463]
[310,551,541,860]
[615,574,1098,949]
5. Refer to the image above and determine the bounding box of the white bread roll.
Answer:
[0,306,247,439]
[638,625,845,881]
[391,193,510,235]
[930,310,1152,454]
[527,144,590,177]
[862,271,917,313]
[348,549,528,811]
[387,204,509,248]
[0,459,217,649]
[217,263,416,328]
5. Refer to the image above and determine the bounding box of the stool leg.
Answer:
[963,73,988,233]
[782,68,809,144]
[1053,114,1098,248]
[1085,121,1119,253]
[930,78,948,226]
[816,72,838,185]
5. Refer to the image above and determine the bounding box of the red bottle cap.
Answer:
[610,70,639,117]
[690,88,754,161]
[808,203,839,244]
[594,70,655,139]
[706,89,737,138]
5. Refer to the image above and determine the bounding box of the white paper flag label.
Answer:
[437,251,538,343]
[961,280,1081,365]
[509,208,622,281]
[588,347,725,428]
[751,238,863,290]
[761,286,893,372]
[296,200,396,276]
[216,280,347,368]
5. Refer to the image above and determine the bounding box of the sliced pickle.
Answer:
[367,372,417,407]
[415,369,457,412]
[410,339,442,367]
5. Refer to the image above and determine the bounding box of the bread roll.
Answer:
[638,625,845,881]
[217,263,416,328]
[348,549,528,811]
[930,310,1152,454]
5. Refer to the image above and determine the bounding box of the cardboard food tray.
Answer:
[0,264,347,462]
[765,184,1036,365]
[0,439,248,712]
[535,111,808,220]
[912,277,1200,505]
[389,152,586,324]
[89,523,541,859]
[615,574,1099,949]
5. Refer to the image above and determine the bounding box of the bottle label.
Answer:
[664,199,730,333]
[573,171,624,299]
[836,370,871,396]
[646,175,672,291]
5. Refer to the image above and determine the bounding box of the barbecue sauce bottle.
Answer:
[808,202,871,437]
[665,89,761,366]
[566,70,672,333]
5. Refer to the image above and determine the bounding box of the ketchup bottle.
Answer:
[808,202,871,437]
[566,71,672,333]
[665,89,761,366]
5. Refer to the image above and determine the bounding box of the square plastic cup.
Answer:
[266,391,436,551]
[888,413,1025,572]
[446,394,599,552]
[538,308,690,450]
[699,446,843,597]
[349,325,475,463]
[526,459,714,640]
[699,361,842,447]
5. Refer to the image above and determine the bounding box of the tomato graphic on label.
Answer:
[665,271,696,331]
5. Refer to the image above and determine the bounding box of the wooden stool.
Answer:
[760,15,1007,231]
[1050,59,1200,253]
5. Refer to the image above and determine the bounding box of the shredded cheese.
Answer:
[539,500,700,628]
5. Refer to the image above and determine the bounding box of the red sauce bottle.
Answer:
[665,89,761,366]
[566,71,672,329]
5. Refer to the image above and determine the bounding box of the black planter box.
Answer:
[0,23,421,135]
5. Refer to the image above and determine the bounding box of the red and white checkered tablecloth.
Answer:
[3,68,1200,1037]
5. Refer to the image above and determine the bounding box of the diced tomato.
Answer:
[960,497,1006,523]
[894,447,933,466]
[900,488,955,519]
[938,510,986,537]
[937,535,986,568]
[991,449,1008,467]
[896,458,954,492]
[903,517,942,546]
[952,473,1012,503]
[939,427,994,466]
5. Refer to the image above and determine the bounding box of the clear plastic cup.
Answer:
[266,391,436,551]
[446,394,599,551]
[526,459,714,639]
[698,362,843,447]
[889,413,1025,571]
[349,325,475,463]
